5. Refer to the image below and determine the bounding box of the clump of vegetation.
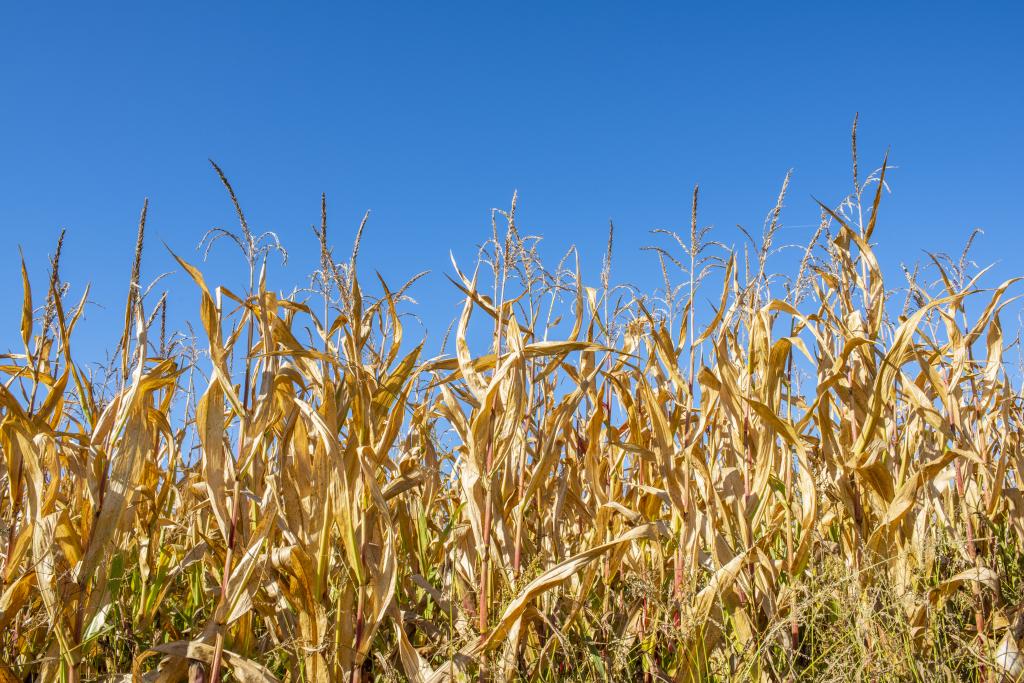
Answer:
[3,127,1024,682]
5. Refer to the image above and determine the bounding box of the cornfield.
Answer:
[4,137,1024,682]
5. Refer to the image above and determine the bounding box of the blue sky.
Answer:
[1,2,1022,361]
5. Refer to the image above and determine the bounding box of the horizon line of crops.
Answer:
[4,123,1024,682]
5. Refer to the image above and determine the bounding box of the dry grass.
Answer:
[3,136,1024,682]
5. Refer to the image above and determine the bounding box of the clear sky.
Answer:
[1,2,1022,361]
